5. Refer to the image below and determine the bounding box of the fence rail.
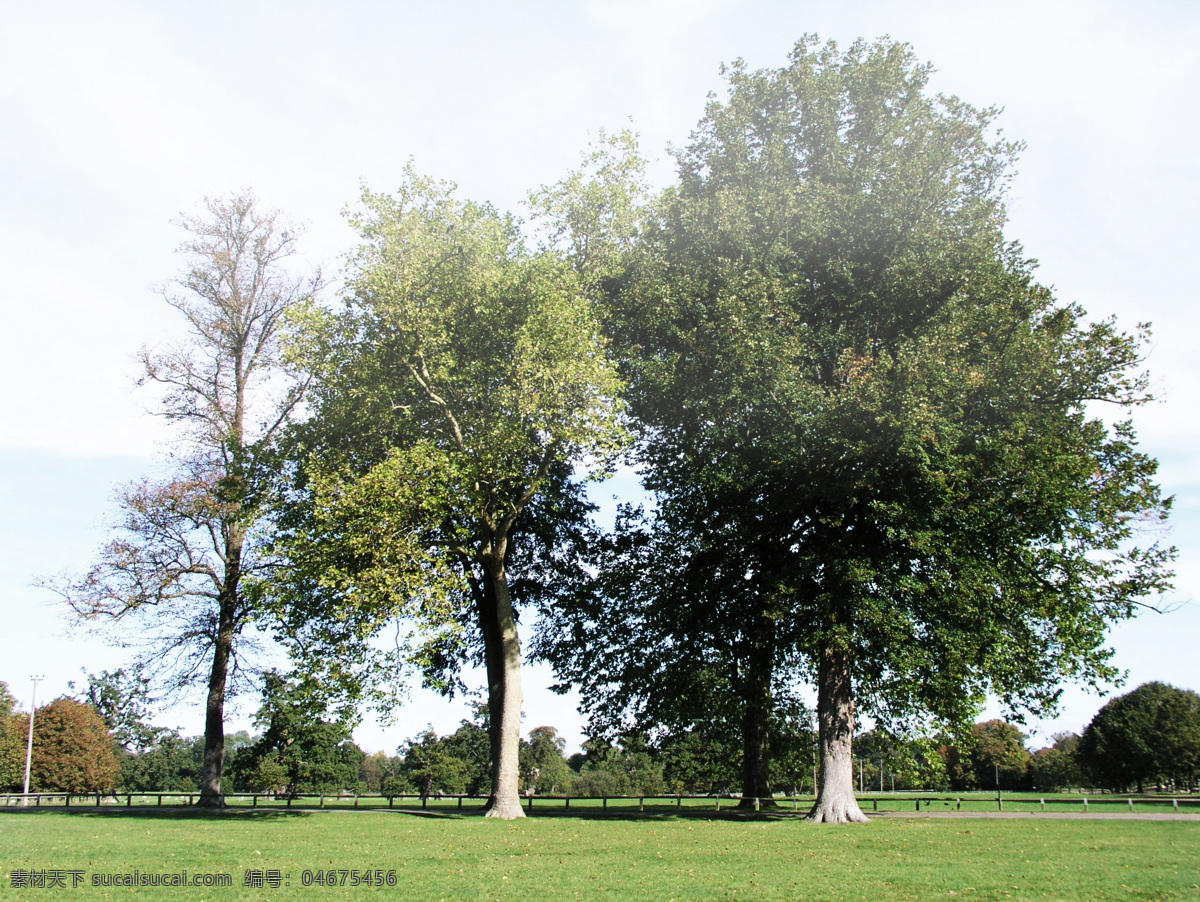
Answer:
[2,791,1197,814]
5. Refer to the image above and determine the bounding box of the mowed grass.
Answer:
[1,808,1197,901]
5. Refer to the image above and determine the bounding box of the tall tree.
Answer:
[585,37,1173,822]
[45,193,319,805]
[275,170,625,818]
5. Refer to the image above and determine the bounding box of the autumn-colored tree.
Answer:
[23,698,120,793]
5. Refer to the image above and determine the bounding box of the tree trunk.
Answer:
[738,613,776,808]
[479,556,525,820]
[198,594,236,807]
[807,639,868,824]
[198,526,243,808]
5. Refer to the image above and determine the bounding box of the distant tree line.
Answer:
[2,677,1196,797]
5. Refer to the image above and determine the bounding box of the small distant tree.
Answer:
[25,698,120,793]
[119,730,202,792]
[232,672,365,795]
[1029,733,1083,792]
[521,726,574,795]
[948,720,1031,791]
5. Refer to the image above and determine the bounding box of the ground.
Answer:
[1,805,1197,900]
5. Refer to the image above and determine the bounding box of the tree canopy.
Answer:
[272,169,626,818]
[540,35,1174,823]
[1078,682,1200,791]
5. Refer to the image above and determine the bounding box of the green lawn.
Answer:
[1,808,1197,901]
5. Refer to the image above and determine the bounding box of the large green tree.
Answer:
[1078,682,1200,791]
[571,37,1172,823]
[46,194,319,805]
[274,170,625,818]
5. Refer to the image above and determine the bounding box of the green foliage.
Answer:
[227,673,366,795]
[854,729,948,792]
[571,736,665,797]
[967,720,1032,791]
[1029,733,1083,792]
[658,725,740,796]
[521,726,574,795]
[70,666,165,753]
[271,166,627,711]
[117,732,203,792]
[1078,682,1200,791]
[538,39,1173,817]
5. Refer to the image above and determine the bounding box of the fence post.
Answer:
[458,796,463,809]
[955,798,960,811]
[528,795,534,811]
[320,794,324,809]
[1128,798,1133,812]
[716,796,720,811]
[603,796,607,810]
[873,799,877,811]
[565,797,570,809]
[915,798,920,812]
[388,796,394,809]
[1040,798,1044,811]
[639,797,644,812]
[1083,798,1088,812]
[127,794,131,808]
[1174,798,1178,812]
[677,795,682,808]
[754,797,760,812]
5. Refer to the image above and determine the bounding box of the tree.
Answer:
[70,666,165,753]
[45,193,319,805]
[568,36,1173,823]
[118,731,203,792]
[0,683,24,791]
[274,169,625,818]
[229,672,365,796]
[965,720,1031,791]
[20,698,120,793]
[1078,682,1200,792]
[535,502,803,807]
[521,726,574,795]
[1029,732,1082,792]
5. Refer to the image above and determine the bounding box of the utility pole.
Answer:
[22,675,43,807]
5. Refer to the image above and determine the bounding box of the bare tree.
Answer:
[45,192,319,805]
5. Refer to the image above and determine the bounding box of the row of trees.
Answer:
[5,675,1196,796]
[45,35,1175,821]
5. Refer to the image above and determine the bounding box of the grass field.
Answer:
[2,807,1198,901]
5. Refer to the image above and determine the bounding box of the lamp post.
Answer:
[22,675,43,807]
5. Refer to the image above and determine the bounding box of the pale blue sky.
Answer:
[2,0,1197,755]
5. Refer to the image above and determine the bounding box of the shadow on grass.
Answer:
[0,806,315,820]
[1,803,815,824]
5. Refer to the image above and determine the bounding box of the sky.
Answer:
[1,0,1197,758]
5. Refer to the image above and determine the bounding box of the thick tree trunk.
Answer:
[479,556,525,820]
[198,594,236,807]
[198,526,243,808]
[738,614,776,808]
[807,639,868,824]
